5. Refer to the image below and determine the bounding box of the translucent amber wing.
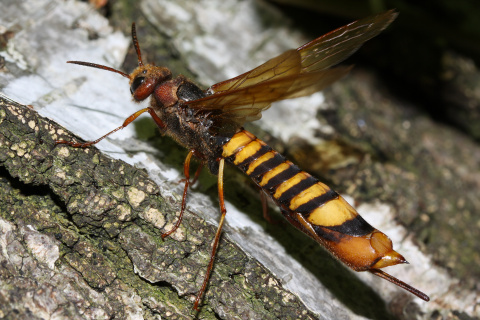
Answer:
[186,10,397,127]
[191,66,351,124]
[298,10,397,73]
[207,10,397,95]
[208,49,301,93]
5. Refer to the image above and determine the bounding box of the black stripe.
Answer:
[325,215,375,237]
[312,225,340,242]
[296,189,339,216]
[248,153,286,178]
[259,164,301,190]
[225,153,238,165]
[277,176,318,205]
[235,143,272,168]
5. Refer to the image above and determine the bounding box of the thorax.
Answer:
[150,76,235,174]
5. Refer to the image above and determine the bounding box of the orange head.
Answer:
[67,23,172,102]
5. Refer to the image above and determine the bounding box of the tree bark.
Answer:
[0,95,322,319]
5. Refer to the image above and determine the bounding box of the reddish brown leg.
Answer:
[161,150,194,239]
[190,162,204,185]
[179,162,203,185]
[259,189,281,224]
[259,190,273,223]
[55,107,165,147]
[193,158,226,311]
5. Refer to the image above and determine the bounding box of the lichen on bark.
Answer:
[0,95,319,319]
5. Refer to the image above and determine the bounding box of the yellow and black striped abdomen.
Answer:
[222,129,404,271]
[222,129,376,235]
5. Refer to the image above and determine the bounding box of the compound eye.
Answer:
[130,76,145,94]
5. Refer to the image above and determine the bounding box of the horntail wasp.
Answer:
[57,9,429,310]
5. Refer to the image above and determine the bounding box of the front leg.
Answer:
[56,107,165,147]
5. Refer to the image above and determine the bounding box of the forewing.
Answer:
[299,10,397,72]
[193,66,352,126]
[186,10,397,126]
[207,10,397,95]
[208,49,301,94]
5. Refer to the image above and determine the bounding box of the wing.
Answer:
[186,10,397,126]
[192,65,353,124]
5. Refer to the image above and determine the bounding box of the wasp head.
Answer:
[67,23,171,102]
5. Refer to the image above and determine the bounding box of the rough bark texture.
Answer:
[0,96,319,319]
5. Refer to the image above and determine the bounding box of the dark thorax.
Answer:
[151,75,235,175]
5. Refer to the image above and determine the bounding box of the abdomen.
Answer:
[222,129,406,271]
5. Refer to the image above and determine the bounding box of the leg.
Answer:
[190,162,204,185]
[259,189,280,224]
[162,150,194,239]
[259,189,272,223]
[193,158,226,311]
[178,161,203,185]
[55,107,165,147]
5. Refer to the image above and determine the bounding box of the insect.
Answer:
[56,10,429,310]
